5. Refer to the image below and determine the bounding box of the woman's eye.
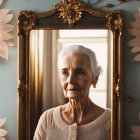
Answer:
[75,70,86,75]
[62,70,68,75]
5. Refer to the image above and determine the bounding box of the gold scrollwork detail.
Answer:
[106,10,123,33]
[55,0,106,26]
[115,78,121,100]
[17,10,36,35]
[55,0,90,26]
[18,79,26,103]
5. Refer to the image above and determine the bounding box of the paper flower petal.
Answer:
[129,126,140,139]
[127,38,140,46]
[130,22,140,28]
[128,13,140,61]
[0,32,14,40]
[0,119,6,128]
[0,0,2,7]
[0,40,7,46]
[131,126,140,134]
[0,14,13,23]
[131,46,140,53]
[129,133,140,139]
[0,23,15,32]
[133,54,140,61]
[0,9,10,17]
[128,28,140,37]
[0,129,8,137]
[0,0,14,60]
[0,45,8,59]
[0,137,6,140]
[133,13,140,21]
[4,40,14,46]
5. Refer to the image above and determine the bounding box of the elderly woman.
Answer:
[34,45,111,140]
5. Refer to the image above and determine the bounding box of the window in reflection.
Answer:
[57,30,112,109]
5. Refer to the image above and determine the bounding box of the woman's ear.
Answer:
[92,76,98,88]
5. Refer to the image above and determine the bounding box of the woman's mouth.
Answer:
[67,89,79,91]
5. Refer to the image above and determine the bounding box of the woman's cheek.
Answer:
[64,91,68,98]
[61,75,67,82]
[77,76,89,82]
[61,80,68,98]
[63,85,68,98]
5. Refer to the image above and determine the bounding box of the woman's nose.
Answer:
[68,73,75,84]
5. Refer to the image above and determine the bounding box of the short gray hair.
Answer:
[57,45,101,76]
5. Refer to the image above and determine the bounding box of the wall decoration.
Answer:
[124,95,136,105]
[88,0,139,8]
[0,118,8,139]
[129,112,140,140]
[0,0,14,60]
[127,6,140,61]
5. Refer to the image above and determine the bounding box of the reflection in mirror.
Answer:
[29,29,113,120]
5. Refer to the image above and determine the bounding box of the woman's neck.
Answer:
[61,97,97,125]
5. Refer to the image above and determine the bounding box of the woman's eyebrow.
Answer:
[61,68,86,71]
[76,67,86,70]
[61,68,68,71]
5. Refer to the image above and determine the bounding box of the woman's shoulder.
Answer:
[105,108,111,114]
[40,106,60,118]
[94,108,111,126]
[94,106,111,123]
[39,106,61,125]
[94,108,111,130]
[102,108,111,121]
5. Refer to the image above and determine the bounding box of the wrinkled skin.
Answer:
[60,53,104,125]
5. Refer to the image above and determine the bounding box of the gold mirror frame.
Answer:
[17,0,123,140]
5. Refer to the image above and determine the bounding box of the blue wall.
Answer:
[0,0,140,140]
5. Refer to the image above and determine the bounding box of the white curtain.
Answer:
[42,30,65,111]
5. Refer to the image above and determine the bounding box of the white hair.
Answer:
[57,45,101,77]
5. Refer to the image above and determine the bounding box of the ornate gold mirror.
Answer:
[17,0,123,140]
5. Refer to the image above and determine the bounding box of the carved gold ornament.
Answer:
[115,78,121,99]
[17,10,36,35]
[18,79,26,103]
[55,0,88,26]
[106,11,123,33]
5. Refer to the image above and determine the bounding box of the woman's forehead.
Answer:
[60,53,91,68]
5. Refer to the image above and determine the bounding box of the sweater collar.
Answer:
[53,105,111,131]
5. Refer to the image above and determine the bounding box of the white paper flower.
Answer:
[0,118,8,140]
[0,0,14,60]
[127,11,140,61]
[129,112,140,140]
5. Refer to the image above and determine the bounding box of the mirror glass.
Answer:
[29,29,113,125]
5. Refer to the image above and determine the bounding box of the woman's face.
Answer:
[60,53,94,100]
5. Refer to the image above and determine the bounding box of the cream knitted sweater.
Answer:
[34,106,111,140]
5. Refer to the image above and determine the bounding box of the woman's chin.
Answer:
[67,91,81,99]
